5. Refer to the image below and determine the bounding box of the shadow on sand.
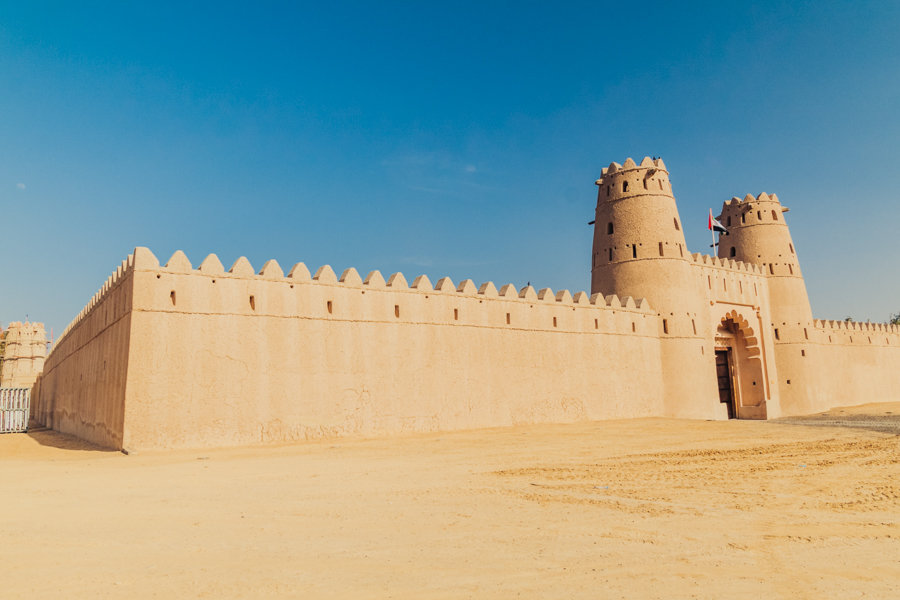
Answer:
[25,422,118,453]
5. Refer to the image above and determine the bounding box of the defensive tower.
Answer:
[718,193,814,414]
[591,157,713,417]
[717,193,812,325]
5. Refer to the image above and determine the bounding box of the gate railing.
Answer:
[0,388,30,433]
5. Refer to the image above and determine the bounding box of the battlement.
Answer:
[689,253,764,275]
[594,157,672,203]
[56,254,134,346]
[127,247,655,318]
[718,192,789,224]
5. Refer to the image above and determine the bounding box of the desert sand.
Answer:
[2,404,899,599]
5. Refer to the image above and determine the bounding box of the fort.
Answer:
[28,157,900,451]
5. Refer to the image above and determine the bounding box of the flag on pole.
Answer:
[708,209,727,233]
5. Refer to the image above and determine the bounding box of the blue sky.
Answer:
[1,1,898,336]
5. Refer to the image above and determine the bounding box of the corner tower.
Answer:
[592,157,713,418]
[717,193,812,325]
[591,157,695,312]
[718,193,815,415]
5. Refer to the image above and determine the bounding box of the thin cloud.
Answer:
[16,183,25,190]
[464,165,477,173]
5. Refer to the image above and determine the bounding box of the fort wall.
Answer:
[30,256,134,448]
[36,248,666,451]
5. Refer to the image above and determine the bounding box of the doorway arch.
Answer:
[714,310,767,419]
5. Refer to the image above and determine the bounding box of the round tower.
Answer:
[592,157,713,419]
[718,193,815,416]
[717,193,812,325]
[591,157,695,313]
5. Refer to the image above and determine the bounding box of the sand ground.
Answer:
[2,403,899,599]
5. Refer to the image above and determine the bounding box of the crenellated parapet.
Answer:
[128,247,655,326]
[595,157,672,204]
[55,253,135,347]
[811,319,900,346]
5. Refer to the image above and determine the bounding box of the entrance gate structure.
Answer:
[714,310,768,420]
[0,388,31,433]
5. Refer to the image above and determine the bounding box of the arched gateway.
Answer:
[714,310,768,419]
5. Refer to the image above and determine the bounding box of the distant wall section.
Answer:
[31,257,135,449]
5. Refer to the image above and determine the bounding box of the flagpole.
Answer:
[710,209,716,254]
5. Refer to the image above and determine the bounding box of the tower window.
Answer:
[658,242,664,257]
[643,179,648,190]
[774,328,780,340]
[608,248,613,261]
[249,295,256,310]
[506,313,511,325]
[607,222,614,235]
[632,245,637,259]
[727,216,732,226]
[327,300,333,314]
[553,316,557,328]
[607,185,610,196]
[772,210,778,220]
[741,213,746,224]
[658,180,663,190]
[769,264,775,275]
[757,210,762,220]
[674,218,680,231]
[623,181,629,192]
[170,291,176,306]
[453,308,459,321]
[729,247,736,257]
[789,243,794,254]
[394,305,400,318]
[662,319,669,334]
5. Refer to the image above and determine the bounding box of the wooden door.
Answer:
[715,350,735,419]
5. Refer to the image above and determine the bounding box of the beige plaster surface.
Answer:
[3,404,899,598]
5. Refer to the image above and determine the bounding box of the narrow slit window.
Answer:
[674,218,680,231]
[453,308,458,321]
[506,313,511,325]
[658,242,664,257]
[622,181,629,192]
[552,316,557,328]
[643,179,648,189]
[707,276,712,290]
[631,322,636,332]
[607,222,614,235]
[394,305,400,318]
[730,247,736,257]
[679,244,683,257]
[692,319,697,335]
[757,210,762,220]
[741,213,746,224]
[632,245,637,259]
[769,264,775,275]
[327,300,333,314]
[170,290,176,306]
[249,295,256,310]
[801,349,806,357]
[594,318,598,329]
[658,180,663,190]
[788,264,793,274]
[662,319,669,334]
[789,243,794,254]
[608,248,613,261]
[774,328,780,340]
[727,216,732,226]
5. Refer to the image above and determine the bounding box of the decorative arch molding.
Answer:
[718,309,761,360]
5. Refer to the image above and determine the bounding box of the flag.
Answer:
[708,209,727,233]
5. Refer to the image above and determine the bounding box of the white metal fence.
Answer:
[0,388,30,433]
